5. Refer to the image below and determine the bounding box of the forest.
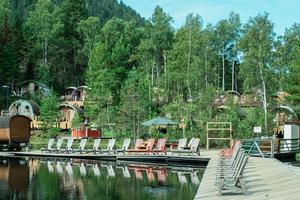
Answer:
[1,0,300,141]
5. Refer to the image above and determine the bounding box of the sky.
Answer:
[121,0,300,36]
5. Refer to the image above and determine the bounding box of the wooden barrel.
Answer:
[0,115,31,144]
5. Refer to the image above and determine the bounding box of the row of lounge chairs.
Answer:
[41,137,201,155]
[45,160,200,184]
[215,140,249,195]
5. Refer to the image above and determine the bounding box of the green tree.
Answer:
[215,12,241,91]
[39,91,61,137]
[25,0,63,84]
[278,24,300,104]
[238,13,276,129]
[77,16,101,59]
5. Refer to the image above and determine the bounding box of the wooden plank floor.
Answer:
[194,152,300,200]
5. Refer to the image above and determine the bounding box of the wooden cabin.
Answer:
[61,86,87,108]
[0,115,31,146]
[214,91,241,106]
[15,81,50,99]
[240,90,260,107]
[9,100,40,129]
[59,104,84,129]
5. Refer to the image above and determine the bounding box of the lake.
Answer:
[0,157,204,200]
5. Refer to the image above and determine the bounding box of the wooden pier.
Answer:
[194,152,300,200]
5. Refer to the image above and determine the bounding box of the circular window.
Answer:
[25,105,30,110]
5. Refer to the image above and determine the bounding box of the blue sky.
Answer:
[121,0,300,36]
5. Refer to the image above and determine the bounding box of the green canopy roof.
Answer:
[142,117,178,126]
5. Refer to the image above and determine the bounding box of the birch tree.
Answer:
[238,13,275,130]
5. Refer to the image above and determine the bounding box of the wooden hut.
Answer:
[61,87,77,101]
[15,81,50,99]
[59,104,84,129]
[0,115,31,149]
[61,86,87,107]
[9,100,40,129]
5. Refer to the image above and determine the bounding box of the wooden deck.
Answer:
[194,152,300,200]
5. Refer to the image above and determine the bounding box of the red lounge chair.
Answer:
[127,139,144,151]
[127,138,155,154]
[151,138,167,155]
[219,140,241,158]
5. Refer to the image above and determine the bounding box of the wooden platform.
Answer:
[194,152,300,200]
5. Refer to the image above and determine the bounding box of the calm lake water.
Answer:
[0,157,204,200]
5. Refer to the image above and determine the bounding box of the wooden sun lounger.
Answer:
[217,154,249,195]
[170,138,187,151]
[41,138,55,152]
[171,138,200,155]
[48,138,64,153]
[219,140,241,158]
[59,137,74,153]
[86,138,101,154]
[127,138,155,154]
[100,139,116,154]
[73,138,88,153]
[116,138,131,154]
[151,138,167,155]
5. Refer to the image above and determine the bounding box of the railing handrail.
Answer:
[241,137,300,158]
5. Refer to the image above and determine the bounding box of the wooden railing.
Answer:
[241,137,300,158]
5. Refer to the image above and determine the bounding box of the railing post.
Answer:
[271,139,274,158]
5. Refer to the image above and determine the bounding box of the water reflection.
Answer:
[0,157,204,200]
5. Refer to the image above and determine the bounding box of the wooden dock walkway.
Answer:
[194,152,300,200]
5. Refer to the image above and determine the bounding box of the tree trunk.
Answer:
[231,60,235,91]
[222,47,225,91]
[187,27,192,100]
[44,38,48,65]
[204,51,208,88]
[258,33,267,130]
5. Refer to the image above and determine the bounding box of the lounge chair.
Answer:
[151,138,167,155]
[59,137,74,153]
[115,138,131,154]
[170,138,188,154]
[217,154,249,195]
[41,138,55,152]
[171,138,200,155]
[219,140,241,158]
[48,138,64,153]
[128,139,144,151]
[127,138,155,154]
[73,138,88,153]
[100,139,116,154]
[86,138,101,154]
